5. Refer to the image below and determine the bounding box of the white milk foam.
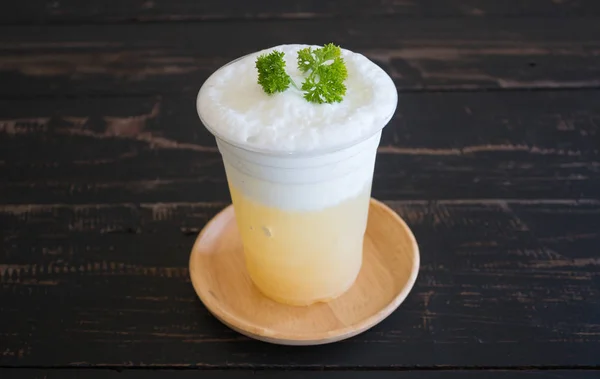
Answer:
[218,131,381,211]
[197,44,397,154]
[196,44,398,211]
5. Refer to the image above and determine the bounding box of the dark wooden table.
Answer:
[2,1,600,378]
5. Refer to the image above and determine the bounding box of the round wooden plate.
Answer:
[189,198,420,345]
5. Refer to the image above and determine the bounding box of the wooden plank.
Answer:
[0,18,599,96]
[2,369,600,378]
[1,200,599,367]
[0,90,598,204]
[3,0,600,24]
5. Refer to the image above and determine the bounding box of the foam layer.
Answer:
[197,44,397,154]
[218,131,381,211]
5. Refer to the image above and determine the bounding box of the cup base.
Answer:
[249,265,360,307]
[188,198,420,346]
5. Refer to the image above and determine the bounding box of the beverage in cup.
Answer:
[197,44,397,306]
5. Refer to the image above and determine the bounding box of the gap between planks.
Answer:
[1,199,599,212]
[1,365,600,371]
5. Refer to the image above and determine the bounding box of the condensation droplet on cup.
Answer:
[261,226,272,237]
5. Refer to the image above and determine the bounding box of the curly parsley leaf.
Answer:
[255,50,292,95]
[296,43,348,104]
[255,44,348,103]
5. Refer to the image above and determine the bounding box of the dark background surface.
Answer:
[1,0,599,377]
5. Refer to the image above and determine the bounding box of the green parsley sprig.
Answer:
[255,50,293,95]
[297,43,348,104]
[255,43,348,104]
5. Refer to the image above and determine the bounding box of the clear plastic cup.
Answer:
[197,52,395,306]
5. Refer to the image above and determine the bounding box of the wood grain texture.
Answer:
[1,1,599,373]
[1,91,598,204]
[3,0,600,24]
[189,199,419,345]
[0,18,599,96]
[1,200,599,367]
[3,369,600,378]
